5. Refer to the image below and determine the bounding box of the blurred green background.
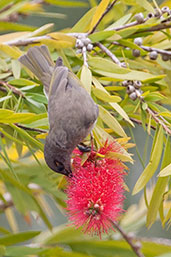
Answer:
[1,0,170,241]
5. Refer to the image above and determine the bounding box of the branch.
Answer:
[0,80,25,98]
[113,17,171,33]
[82,46,88,67]
[110,220,145,257]
[15,123,47,133]
[141,45,171,56]
[130,117,156,130]
[95,42,122,66]
[146,107,171,135]
[89,0,119,34]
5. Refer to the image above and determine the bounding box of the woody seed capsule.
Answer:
[162,54,170,61]
[129,92,137,100]
[134,13,144,23]
[149,51,158,60]
[132,49,140,57]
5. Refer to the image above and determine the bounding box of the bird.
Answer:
[18,45,99,177]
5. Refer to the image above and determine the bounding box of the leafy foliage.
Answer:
[0,0,171,256]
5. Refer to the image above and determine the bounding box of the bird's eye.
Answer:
[55,161,64,172]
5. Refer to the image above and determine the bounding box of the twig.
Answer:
[112,17,171,33]
[5,35,49,46]
[141,45,171,56]
[89,0,119,34]
[113,41,171,56]
[95,42,122,66]
[0,80,25,98]
[110,219,145,257]
[146,107,171,135]
[15,124,47,133]
[130,117,156,130]
[140,20,171,33]
[82,46,88,67]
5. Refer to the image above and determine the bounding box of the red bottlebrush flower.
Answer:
[66,141,126,237]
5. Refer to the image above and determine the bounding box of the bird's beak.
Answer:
[65,168,73,177]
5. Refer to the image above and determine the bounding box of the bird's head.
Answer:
[44,137,72,177]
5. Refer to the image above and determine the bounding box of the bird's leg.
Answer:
[90,132,94,151]
[77,133,94,153]
[77,143,91,153]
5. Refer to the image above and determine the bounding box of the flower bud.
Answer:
[82,37,91,46]
[149,50,158,60]
[87,43,93,52]
[129,92,137,100]
[75,39,84,49]
[134,13,144,23]
[161,6,170,14]
[134,37,142,46]
[154,8,161,17]
[122,80,129,87]
[134,80,142,88]
[135,89,142,97]
[147,12,154,19]
[162,54,170,61]
[127,85,135,94]
[132,49,141,57]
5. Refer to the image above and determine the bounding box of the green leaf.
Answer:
[146,136,170,227]
[0,72,12,79]
[92,88,121,102]
[144,92,166,102]
[106,13,132,30]
[158,163,171,177]
[0,231,40,246]
[89,0,110,32]
[0,96,12,103]
[11,60,21,79]
[36,225,85,245]
[0,245,5,257]
[0,21,36,32]
[9,78,39,87]
[132,125,163,195]
[25,93,48,104]
[98,105,127,137]
[88,31,115,43]
[5,246,43,257]
[44,0,88,7]
[89,57,129,74]
[81,65,92,94]
[135,0,154,12]
[70,7,96,32]
[10,124,44,151]
[94,69,165,83]
[92,77,134,126]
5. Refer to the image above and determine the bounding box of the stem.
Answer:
[0,80,25,98]
[89,0,119,34]
[146,107,171,135]
[95,42,122,65]
[130,117,156,131]
[110,219,145,257]
[82,46,88,67]
[15,123,47,133]
[141,45,171,56]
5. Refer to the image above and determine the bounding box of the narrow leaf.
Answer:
[132,125,163,195]
[89,0,110,32]
[98,105,127,137]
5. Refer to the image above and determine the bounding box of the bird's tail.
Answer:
[18,45,55,96]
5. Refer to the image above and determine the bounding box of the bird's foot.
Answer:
[77,143,91,153]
